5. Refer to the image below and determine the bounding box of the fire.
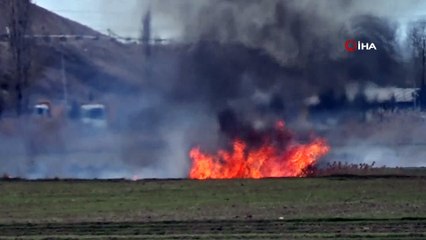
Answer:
[189,121,330,179]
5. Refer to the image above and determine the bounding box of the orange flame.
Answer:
[189,121,330,179]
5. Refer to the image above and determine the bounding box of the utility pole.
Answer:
[422,39,425,90]
[8,0,32,116]
[140,8,152,86]
[61,53,68,106]
[141,9,151,57]
[420,39,426,111]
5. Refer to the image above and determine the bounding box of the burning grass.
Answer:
[189,121,330,179]
[306,162,426,177]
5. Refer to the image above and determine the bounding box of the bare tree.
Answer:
[8,0,32,116]
[408,20,426,110]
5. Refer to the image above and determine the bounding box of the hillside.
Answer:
[0,1,302,116]
[0,1,147,107]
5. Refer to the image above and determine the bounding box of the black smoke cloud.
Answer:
[159,0,406,115]
[166,0,405,93]
[2,0,423,179]
[92,1,419,174]
[124,1,407,170]
[140,0,425,170]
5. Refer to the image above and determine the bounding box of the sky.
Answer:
[33,0,179,39]
[32,0,426,44]
[34,0,118,33]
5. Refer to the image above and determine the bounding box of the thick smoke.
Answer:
[128,0,426,169]
[2,0,426,179]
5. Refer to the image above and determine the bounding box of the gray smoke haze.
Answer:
[117,0,426,169]
[2,0,426,180]
[102,0,426,61]
[112,0,420,92]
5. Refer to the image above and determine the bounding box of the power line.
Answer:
[41,9,132,14]
[0,32,171,44]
